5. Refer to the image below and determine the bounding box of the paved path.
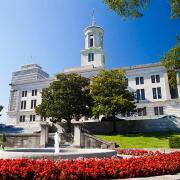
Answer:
[125,173,180,179]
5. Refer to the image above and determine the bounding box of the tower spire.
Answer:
[91,9,96,26]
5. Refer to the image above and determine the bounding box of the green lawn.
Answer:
[97,132,180,148]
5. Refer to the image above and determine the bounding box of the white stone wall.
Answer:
[126,65,170,101]
[81,50,104,67]
[7,79,52,126]
[8,62,180,127]
[125,63,176,117]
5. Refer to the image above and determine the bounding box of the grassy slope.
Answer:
[97,132,180,148]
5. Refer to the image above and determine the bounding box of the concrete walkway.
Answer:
[126,173,180,180]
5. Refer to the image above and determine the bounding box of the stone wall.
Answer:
[5,134,40,148]
[80,133,116,149]
[83,116,180,134]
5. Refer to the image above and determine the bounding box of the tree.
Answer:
[90,69,136,133]
[103,0,180,96]
[36,73,92,133]
[161,39,180,98]
[0,106,3,116]
[103,0,180,19]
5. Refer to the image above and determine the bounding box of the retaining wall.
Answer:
[80,133,116,149]
[4,134,40,148]
[83,116,180,134]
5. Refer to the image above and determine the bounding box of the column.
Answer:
[45,126,49,144]
[40,123,49,147]
[73,124,81,147]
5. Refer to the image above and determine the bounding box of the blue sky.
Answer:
[0,0,179,122]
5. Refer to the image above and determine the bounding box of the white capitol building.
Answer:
[7,19,180,129]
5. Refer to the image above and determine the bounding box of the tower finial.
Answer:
[91,9,96,26]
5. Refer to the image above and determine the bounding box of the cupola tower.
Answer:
[81,12,105,67]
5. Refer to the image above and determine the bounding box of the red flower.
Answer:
[0,152,180,179]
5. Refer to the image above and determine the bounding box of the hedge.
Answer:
[169,136,180,148]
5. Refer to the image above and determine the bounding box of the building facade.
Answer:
[7,19,180,128]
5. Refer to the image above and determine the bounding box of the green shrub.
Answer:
[169,136,180,148]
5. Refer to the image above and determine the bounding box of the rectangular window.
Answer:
[135,77,144,85]
[141,89,145,100]
[151,75,160,83]
[137,107,147,116]
[22,91,27,97]
[32,90,34,96]
[21,101,26,109]
[154,107,159,115]
[20,115,25,122]
[151,75,155,83]
[154,107,164,115]
[24,101,26,109]
[136,77,139,85]
[152,88,157,99]
[30,115,36,122]
[136,89,140,100]
[34,100,37,108]
[32,89,37,96]
[21,101,23,109]
[31,100,37,109]
[159,106,164,115]
[140,77,144,84]
[157,87,162,99]
[31,100,33,109]
[89,34,93,47]
[156,75,160,83]
[88,53,94,62]
[136,89,145,101]
[20,115,22,122]
[152,87,162,99]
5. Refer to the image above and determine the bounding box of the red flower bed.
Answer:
[115,149,162,156]
[0,152,180,179]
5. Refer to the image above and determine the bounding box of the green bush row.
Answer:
[169,136,180,148]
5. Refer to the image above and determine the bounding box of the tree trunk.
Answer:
[67,119,71,133]
[112,112,116,134]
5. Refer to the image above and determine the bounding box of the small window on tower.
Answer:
[88,53,94,62]
[89,34,93,47]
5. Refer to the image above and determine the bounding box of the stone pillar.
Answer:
[73,123,81,147]
[40,123,49,147]
[45,126,49,144]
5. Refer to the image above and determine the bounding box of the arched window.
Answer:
[89,34,93,47]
